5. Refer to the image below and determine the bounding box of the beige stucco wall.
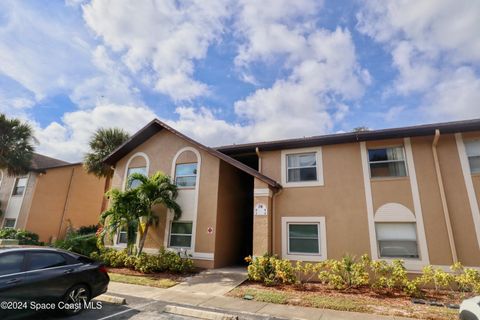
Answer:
[258,133,480,268]
[261,142,372,260]
[110,129,221,264]
[23,165,105,242]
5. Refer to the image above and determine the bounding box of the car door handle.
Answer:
[6,278,21,284]
[63,269,74,274]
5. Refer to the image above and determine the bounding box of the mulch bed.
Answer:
[106,267,192,281]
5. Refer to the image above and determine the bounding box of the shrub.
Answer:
[246,255,296,286]
[451,262,480,293]
[317,254,370,289]
[54,233,98,256]
[90,248,194,274]
[0,228,40,245]
[77,224,99,235]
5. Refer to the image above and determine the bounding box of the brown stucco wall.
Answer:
[214,160,253,267]
[110,130,221,262]
[262,142,371,260]
[24,165,105,242]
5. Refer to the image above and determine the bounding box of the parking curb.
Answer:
[95,294,127,305]
[165,305,238,320]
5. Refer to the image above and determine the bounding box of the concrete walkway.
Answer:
[106,280,414,320]
[170,267,248,296]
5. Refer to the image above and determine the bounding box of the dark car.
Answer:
[0,247,109,316]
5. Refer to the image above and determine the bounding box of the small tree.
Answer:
[84,128,130,212]
[100,188,145,255]
[0,113,35,176]
[128,172,181,255]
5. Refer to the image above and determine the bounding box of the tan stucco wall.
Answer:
[110,130,220,259]
[261,143,372,260]
[24,165,105,242]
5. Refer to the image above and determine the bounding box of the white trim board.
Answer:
[455,133,480,250]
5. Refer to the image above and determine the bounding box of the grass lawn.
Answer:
[228,282,461,320]
[107,268,180,288]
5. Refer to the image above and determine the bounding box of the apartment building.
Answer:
[0,154,105,242]
[104,118,480,270]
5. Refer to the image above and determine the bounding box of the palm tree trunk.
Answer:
[100,174,112,213]
[137,222,150,255]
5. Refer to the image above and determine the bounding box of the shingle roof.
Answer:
[30,153,70,171]
[103,119,281,189]
[216,118,480,155]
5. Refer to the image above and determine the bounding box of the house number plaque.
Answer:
[254,203,267,216]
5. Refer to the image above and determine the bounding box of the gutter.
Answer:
[432,129,458,263]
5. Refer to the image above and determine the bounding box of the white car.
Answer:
[460,296,480,320]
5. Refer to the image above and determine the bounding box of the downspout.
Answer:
[432,129,458,263]
[57,167,75,240]
[256,147,262,173]
[271,187,283,256]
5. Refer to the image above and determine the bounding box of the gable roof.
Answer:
[103,119,281,189]
[216,118,480,155]
[30,153,71,171]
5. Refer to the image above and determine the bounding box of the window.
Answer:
[465,140,480,174]
[175,163,197,187]
[169,222,193,248]
[286,153,317,182]
[368,147,407,178]
[117,226,135,245]
[0,253,24,276]
[282,217,327,261]
[27,252,66,271]
[126,167,147,189]
[375,223,419,259]
[3,218,16,229]
[288,224,319,254]
[12,177,28,196]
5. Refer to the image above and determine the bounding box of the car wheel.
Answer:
[62,284,91,315]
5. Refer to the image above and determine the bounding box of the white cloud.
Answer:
[70,46,141,108]
[0,1,94,101]
[421,67,480,121]
[234,27,369,141]
[357,0,480,119]
[34,104,156,161]
[82,0,231,101]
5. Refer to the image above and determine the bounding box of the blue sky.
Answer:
[1,0,480,161]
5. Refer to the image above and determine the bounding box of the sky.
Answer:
[1,0,480,162]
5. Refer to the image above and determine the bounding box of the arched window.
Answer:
[174,150,198,188]
[123,153,149,190]
[374,203,419,259]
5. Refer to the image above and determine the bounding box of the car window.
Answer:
[0,253,24,276]
[27,252,66,271]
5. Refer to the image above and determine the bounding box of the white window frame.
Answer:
[368,146,408,179]
[3,218,16,229]
[281,217,327,261]
[375,222,419,259]
[168,221,193,249]
[281,147,324,187]
[11,176,28,197]
[464,139,480,174]
[174,163,198,189]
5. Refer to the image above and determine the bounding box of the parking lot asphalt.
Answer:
[2,294,195,320]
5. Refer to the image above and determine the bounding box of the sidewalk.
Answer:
[105,281,414,320]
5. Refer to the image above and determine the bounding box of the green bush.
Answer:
[77,224,99,235]
[90,248,194,274]
[54,233,98,256]
[245,254,480,297]
[0,228,40,245]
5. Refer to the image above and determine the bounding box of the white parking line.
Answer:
[96,301,158,320]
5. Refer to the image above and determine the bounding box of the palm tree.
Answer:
[0,113,35,176]
[84,128,130,212]
[100,188,145,254]
[128,172,181,255]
